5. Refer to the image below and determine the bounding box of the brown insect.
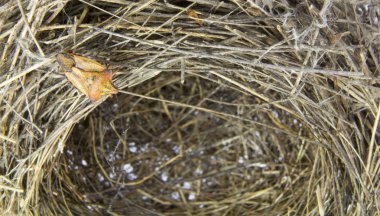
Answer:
[56,53,118,102]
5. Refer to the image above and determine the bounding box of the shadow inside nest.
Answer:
[59,72,311,215]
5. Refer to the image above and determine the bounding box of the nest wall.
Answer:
[0,0,380,215]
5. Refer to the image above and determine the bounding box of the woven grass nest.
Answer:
[1,0,380,215]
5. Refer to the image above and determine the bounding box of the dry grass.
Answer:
[1,0,380,215]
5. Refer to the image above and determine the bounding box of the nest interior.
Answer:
[1,0,380,215]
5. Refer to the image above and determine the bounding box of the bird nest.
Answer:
[1,0,380,215]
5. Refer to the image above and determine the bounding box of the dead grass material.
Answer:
[1,0,380,215]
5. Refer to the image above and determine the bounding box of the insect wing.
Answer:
[56,53,75,72]
[64,67,92,99]
[72,54,107,72]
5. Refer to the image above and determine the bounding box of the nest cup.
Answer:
[1,0,380,215]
